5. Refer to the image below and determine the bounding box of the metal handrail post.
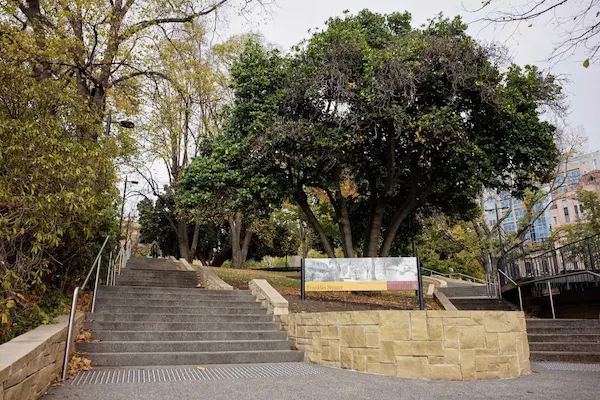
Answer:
[547,280,556,319]
[497,269,523,312]
[106,251,113,285]
[61,287,80,381]
[91,254,101,313]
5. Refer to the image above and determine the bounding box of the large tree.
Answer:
[227,11,561,258]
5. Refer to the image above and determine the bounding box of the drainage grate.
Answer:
[71,363,323,385]
[535,362,600,372]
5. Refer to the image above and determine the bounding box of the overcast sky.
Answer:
[225,0,599,151]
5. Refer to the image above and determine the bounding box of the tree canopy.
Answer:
[210,10,561,259]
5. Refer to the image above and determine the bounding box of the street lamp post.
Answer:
[119,177,138,240]
[105,110,136,241]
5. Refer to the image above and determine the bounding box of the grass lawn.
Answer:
[210,267,441,313]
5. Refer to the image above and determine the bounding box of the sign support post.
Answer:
[417,257,425,310]
[300,258,306,300]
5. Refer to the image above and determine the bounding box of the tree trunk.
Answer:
[328,189,354,258]
[188,221,201,263]
[379,199,417,257]
[241,228,252,263]
[228,213,252,268]
[296,187,335,258]
[299,221,309,258]
[177,219,190,261]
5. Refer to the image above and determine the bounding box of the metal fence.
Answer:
[498,233,600,284]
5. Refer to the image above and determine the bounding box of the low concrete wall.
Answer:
[249,279,289,319]
[280,310,530,380]
[0,313,85,400]
[179,259,233,290]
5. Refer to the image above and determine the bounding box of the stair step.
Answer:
[94,305,262,315]
[95,299,260,308]
[99,286,249,296]
[526,319,600,328]
[527,327,600,335]
[85,350,304,367]
[77,340,295,353]
[87,312,273,323]
[96,292,255,301]
[115,282,197,288]
[89,321,281,331]
[528,334,600,343]
[530,351,600,363]
[529,342,600,352]
[91,330,289,342]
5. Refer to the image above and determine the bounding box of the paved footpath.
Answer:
[44,363,599,400]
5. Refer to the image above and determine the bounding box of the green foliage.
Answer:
[0,17,122,335]
[221,10,561,257]
[416,217,485,279]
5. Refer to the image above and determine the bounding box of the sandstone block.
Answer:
[395,356,428,379]
[380,313,410,341]
[380,341,396,363]
[341,348,353,369]
[340,327,366,348]
[321,326,339,339]
[457,326,486,349]
[475,356,488,372]
[367,363,396,376]
[445,348,460,365]
[411,341,444,356]
[366,333,380,348]
[443,326,459,348]
[429,365,462,380]
[427,318,443,341]
[460,349,476,380]
[410,312,428,340]
[329,341,341,362]
[443,318,476,326]
[498,332,518,355]
[428,356,445,365]
[427,310,457,318]
[476,370,501,380]
[484,312,521,333]
[394,341,412,356]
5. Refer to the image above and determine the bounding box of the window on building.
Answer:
[504,222,516,233]
[594,159,598,170]
[579,204,584,215]
[564,206,570,223]
[501,199,510,209]
[574,203,580,216]
[553,217,557,225]
[567,169,581,182]
[513,199,521,207]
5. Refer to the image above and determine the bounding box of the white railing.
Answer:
[61,238,131,381]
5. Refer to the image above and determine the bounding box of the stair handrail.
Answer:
[497,269,523,312]
[422,267,486,284]
[61,235,110,381]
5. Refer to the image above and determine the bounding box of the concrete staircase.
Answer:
[440,285,518,311]
[527,319,600,363]
[79,257,302,366]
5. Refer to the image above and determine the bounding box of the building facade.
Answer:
[481,150,600,244]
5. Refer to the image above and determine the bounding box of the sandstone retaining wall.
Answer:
[281,310,530,380]
[0,313,84,400]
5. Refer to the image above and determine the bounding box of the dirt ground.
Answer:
[210,267,440,313]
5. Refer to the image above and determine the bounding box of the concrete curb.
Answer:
[249,279,289,319]
[179,259,233,290]
[433,291,458,311]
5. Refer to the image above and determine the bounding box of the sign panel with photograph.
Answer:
[304,257,418,292]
